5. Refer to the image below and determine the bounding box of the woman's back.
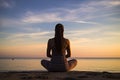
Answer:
[48,38,70,57]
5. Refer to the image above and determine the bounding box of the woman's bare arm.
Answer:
[47,39,52,58]
[66,39,71,58]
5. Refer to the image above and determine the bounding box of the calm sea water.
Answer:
[0,58,120,72]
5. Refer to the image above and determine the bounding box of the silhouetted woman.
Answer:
[41,23,77,72]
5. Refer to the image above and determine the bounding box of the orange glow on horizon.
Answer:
[0,43,120,58]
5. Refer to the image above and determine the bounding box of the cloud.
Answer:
[22,12,62,23]
[6,31,51,39]
[0,31,53,46]
[0,27,101,45]
[1,25,104,44]
[72,0,120,20]
[109,0,120,5]
[0,0,14,8]
[83,0,120,8]
[21,0,120,24]
[65,25,120,45]
[1,0,120,45]
[65,27,103,36]
[107,0,120,6]
[21,10,99,25]
[104,32,120,37]
[0,18,23,27]
[73,20,98,24]
[1,0,119,27]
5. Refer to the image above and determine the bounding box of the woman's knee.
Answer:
[68,59,77,69]
[69,59,77,64]
[41,59,51,70]
[41,59,45,65]
[41,59,50,66]
[73,59,77,64]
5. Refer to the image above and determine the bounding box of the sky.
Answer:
[0,0,120,58]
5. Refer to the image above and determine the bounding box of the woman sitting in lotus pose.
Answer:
[41,23,77,72]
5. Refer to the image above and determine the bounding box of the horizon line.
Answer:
[0,57,120,59]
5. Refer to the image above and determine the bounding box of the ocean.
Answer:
[0,58,120,72]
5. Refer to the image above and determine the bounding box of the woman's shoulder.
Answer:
[48,38,70,43]
[64,38,69,41]
[48,38,55,42]
[64,38,70,43]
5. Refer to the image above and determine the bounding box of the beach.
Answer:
[0,71,120,80]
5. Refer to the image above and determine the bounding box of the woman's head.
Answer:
[55,23,64,38]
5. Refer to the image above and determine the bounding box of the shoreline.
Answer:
[0,71,120,80]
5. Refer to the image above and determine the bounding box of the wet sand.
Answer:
[0,71,120,80]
